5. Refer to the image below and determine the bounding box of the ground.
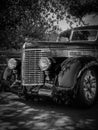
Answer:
[0,92,98,130]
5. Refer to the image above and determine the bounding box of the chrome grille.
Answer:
[22,49,47,85]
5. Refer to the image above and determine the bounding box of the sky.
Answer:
[58,14,98,31]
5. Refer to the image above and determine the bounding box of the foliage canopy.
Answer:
[0,0,98,49]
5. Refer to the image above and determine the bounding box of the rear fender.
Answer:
[58,58,81,90]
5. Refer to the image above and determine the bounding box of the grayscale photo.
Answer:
[0,0,98,130]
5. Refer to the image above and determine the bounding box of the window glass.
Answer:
[58,30,71,42]
[71,30,97,41]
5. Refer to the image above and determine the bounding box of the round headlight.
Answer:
[8,58,17,69]
[39,57,51,71]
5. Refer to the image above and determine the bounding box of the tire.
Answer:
[0,82,3,92]
[1,80,10,92]
[78,69,97,107]
[1,67,17,92]
[0,72,7,92]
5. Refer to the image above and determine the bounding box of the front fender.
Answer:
[3,67,12,80]
[3,59,21,80]
[58,58,81,90]
[0,67,13,91]
[77,61,98,78]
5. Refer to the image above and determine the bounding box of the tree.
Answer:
[0,0,56,49]
[47,0,98,26]
[0,0,98,49]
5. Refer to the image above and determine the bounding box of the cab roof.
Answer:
[59,25,98,37]
[73,25,98,30]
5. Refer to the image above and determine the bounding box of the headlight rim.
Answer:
[39,57,51,71]
[8,58,17,69]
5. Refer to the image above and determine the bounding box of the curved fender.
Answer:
[3,59,21,80]
[77,61,98,78]
[3,67,12,80]
[58,58,81,90]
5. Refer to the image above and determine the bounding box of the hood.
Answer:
[23,41,98,58]
[24,41,97,48]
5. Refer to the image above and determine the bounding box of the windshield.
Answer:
[58,30,71,42]
[71,30,98,41]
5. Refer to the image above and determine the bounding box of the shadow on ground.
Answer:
[0,92,97,130]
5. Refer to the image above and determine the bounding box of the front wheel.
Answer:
[78,69,97,107]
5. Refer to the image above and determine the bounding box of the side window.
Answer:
[88,31,97,41]
[72,30,98,41]
[59,37,69,42]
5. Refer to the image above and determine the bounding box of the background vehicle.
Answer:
[2,25,98,107]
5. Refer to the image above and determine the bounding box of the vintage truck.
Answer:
[2,25,98,107]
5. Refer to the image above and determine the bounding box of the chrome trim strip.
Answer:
[23,48,50,52]
[22,83,43,86]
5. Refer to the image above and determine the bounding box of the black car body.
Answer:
[3,25,98,106]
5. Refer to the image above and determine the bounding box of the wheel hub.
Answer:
[83,70,97,101]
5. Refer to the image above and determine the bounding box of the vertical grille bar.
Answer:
[22,49,47,85]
